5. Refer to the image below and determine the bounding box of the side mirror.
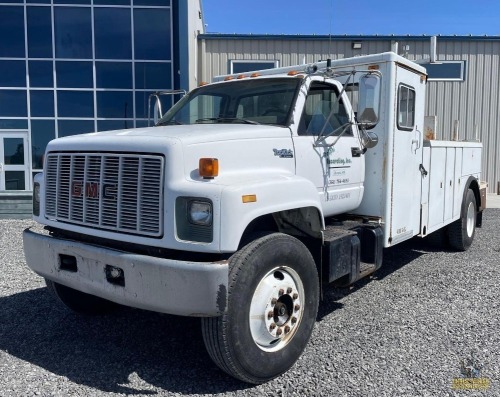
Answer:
[148,94,163,126]
[148,90,187,126]
[358,73,381,127]
[153,97,162,125]
[361,129,378,148]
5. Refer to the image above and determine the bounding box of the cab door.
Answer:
[293,79,364,217]
[388,66,425,244]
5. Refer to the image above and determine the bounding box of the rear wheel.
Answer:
[448,188,477,251]
[201,233,319,384]
[45,279,117,315]
[425,227,448,248]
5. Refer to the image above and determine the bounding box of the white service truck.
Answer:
[23,52,486,384]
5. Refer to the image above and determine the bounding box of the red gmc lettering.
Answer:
[71,181,100,198]
[71,181,83,197]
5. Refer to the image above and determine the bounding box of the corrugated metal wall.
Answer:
[199,35,500,193]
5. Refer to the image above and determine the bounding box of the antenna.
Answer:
[328,0,333,57]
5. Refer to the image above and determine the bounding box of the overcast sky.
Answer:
[203,0,500,36]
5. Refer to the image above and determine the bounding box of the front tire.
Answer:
[448,188,477,251]
[201,233,319,384]
[45,279,117,315]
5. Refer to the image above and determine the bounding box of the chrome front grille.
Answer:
[45,152,164,237]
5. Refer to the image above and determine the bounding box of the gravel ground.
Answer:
[0,210,499,397]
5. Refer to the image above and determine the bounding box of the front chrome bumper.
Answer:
[23,228,228,317]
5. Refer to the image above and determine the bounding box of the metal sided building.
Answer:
[0,0,203,216]
[197,34,500,193]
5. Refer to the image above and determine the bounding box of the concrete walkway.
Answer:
[487,193,500,209]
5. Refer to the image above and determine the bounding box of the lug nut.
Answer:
[276,328,283,336]
[287,287,293,294]
[267,310,274,319]
[292,293,298,300]
[294,304,300,311]
[278,288,284,296]
[271,298,277,305]
[269,323,276,331]
[284,326,291,333]
[291,317,297,324]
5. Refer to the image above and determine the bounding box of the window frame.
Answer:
[298,81,353,137]
[420,60,466,82]
[397,84,416,131]
[229,60,279,74]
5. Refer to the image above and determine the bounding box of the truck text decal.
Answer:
[273,149,294,158]
[327,157,352,168]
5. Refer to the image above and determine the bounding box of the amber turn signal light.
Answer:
[242,194,257,203]
[199,158,219,178]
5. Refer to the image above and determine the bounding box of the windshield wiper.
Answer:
[156,119,183,126]
[195,117,260,125]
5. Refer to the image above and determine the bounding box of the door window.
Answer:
[3,137,25,165]
[0,132,30,191]
[397,84,416,130]
[299,82,352,136]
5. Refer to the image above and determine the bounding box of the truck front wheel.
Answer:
[45,279,117,315]
[201,233,319,384]
[448,188,477,251]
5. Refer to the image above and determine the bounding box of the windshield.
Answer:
[157,78,301,127]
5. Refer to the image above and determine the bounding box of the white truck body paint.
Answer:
[24,52,483,316]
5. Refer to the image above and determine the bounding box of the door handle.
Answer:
[0,162,3,171]
[351,147,363,157]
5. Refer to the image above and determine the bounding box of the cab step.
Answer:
[322,222,383,287]
[359,262,377,279]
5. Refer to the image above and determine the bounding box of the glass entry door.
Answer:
[0,131,31,191]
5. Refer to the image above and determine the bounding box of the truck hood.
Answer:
[47,124,291,152]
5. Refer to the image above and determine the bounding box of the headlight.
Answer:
[33,182,40,216]
[176,197,213,243]
[188,200,213,226]
[34,183,40,203]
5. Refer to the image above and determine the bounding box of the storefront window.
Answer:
[27,6,53,58]
[56,61,93,88]
[96,62,133,89]
[29,61,54,88]
[31,120,55,169]
[135,62,172,89]
[95,8,132,59]
[97,91,133,118]
[133,8,171,60]
[30,91,55,117]
[57,91,94,117]
[0,61,26,87]
[0,91,27,117]
[58,120,94,137]
[54,7,92,59]
[0,6,25,57]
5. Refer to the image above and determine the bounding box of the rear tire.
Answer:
[201,233,319,384]
[45,279,117,315]
[425,227,448,248]
[448,188,477,251]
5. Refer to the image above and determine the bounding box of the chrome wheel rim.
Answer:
[466,201,475,237]
[249,266,304,352]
